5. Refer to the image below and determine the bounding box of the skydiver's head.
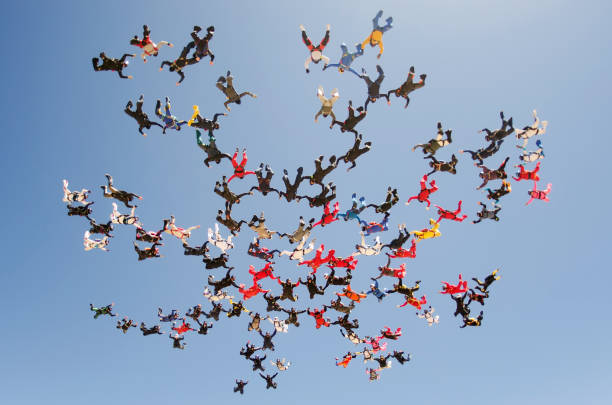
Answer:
[370,97,377,103]
[123,60,130,68]
[169,66,176,72]
[338,67,345,73]
[213,122,220,130]
[235,99,242,104]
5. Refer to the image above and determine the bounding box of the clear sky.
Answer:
[1,1,611,404]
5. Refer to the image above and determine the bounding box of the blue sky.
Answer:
[1,1,611,404]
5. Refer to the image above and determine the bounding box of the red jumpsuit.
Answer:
[388,240,417,259]
[312,201,340,227]
[380,327,402,340]
[171,321,194,335]
[405,174,438,208]
[327,254,358,271]
[377,263,406,279]
[435,200,467,223]
[525,182,551,205]
[440,274,468,295]
[398,295,427,310]
[513,162,540,182]
[336,353,354,368]
[248,262,277,282]
[365,336,387,353]
[227,149,256,183]
[299,245,334,274]
[308,307,330,329]
[239,282,270,300]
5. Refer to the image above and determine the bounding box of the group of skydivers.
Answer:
[76,11,552,392]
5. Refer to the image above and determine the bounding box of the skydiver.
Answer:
[89,303,116,319]
[187,105,225,137]
[233,379,248,395]
[312,201,340,228]
[207,267,239,294]
[195,319,214,335]
[440,274,468,295]
[360,212,391,236]
[373,257,406,280]
[516,109,548,149]
[101,174,142,208]
[248,238,280,262]
[279,236,316,263]
[203,302,227,321]
[238,281,270,300]
[116,317,137,334]
[325,297,356,314]
[304,182,336,208]
[140,322,164,336]
[216,70,257,111]
[460,311,484,328]
[518,139,545,163]
[366,367,382,382]
[353,232,384,257]
[472,202,502,224]
[412,122,452,157]
[250,164,280,196]
[110,203,140,226]
[513,162,541,182]
[338,134,372,172]
[189,25,215,63]
[361,10,393,59]
[307,307,331,329]
[267,316,289,334]
[170,333,186,349]
[460,140,504,165]
[279,167,306,203]
[278,216,315,243]
[467,289,489,306]
[158,308,180,322]
[451,292,470,318]
[387,278,421,301]
[259,329,277,351]
[83,231,110,252]
[281,307,307,327]
[338,193,367,223]
[330,100,367,136]
[315,86,340,122]
[417,306,440,326]
[240,342,261,360]
[387,66,426,108]
[336,352,357,368]
[277,278,300,302]
[62,179,91,205]
[331,313,359,332]
[475,157,510,190]
[434,200,467,223]
[196,130,232,168]
[214,176,252,207]
[207,223,234,253]
[263,293,282,312]
[341,329,363,345]
[480,111,514,143]
[92,52,134,79]
[227,148,257,183]
[163,215,200,242]
[323,269,353,291]
[405,174,438,209]
[323,42,364,77]
[486,180,512,202]
[367,187,399,214]
[259,373,278,389]
[124,95,163,137]
[155,97,187,134]
[248,212,277,240]
[185,304,204,321]
[203,250,231,270]
[366,278,388,302]
[308,154,338,186]
[300,24,331,73]
[248,312,268,332]
[250,354,267,372]
[135,222,165,243]
[525,182,552,205]
[386,239,417,259]
[227,299,250,318]
[425,154,459,176]
[133,241,162,261]
[383,223,410,250]
[216,208,246,236]
[391,350,411,365]
[298,274,326,299]
[360,65,390,110]
[129,24,173,63]
[159,42,197,85]
[373,354,392,369]
[336,285,367,303]
[271,358,291,371]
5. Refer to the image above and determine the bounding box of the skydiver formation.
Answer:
[72,9,554,393]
